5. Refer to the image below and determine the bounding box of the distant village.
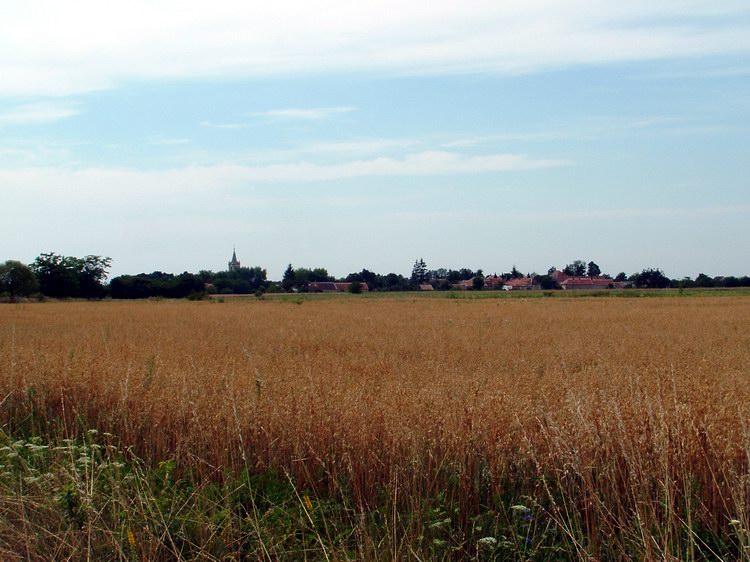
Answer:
[224,249,633,294]
[303,269,631,294]
[4,249,749,301]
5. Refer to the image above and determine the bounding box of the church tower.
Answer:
[228,247,241,272]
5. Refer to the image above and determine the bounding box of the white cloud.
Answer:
[0,102,80,125]
[249,106,356,121]
[1,1,748,97]
[0,151,568,203]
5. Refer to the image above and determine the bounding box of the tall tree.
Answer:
[587,261,601,277]
[77,255,113,298]
[282,264,296,292]
[411,258,428,284]
[31,253,81,297]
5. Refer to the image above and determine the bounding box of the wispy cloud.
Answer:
[219,151,569,182]
[0,102,80,125]
[248,106,356,121]
[303,138,421,155]
[1,1,748,97]
[0,151,569,203]
[438,115,722,148]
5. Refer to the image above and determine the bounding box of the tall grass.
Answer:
[1,297,749,559]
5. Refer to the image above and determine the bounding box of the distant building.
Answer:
[550,270,624,290]
[502,277,541,291]
[559,277,623,290]
[228,248,241,272]
[307,282,369,293]
[484,275,505,289]
[550,270,568,284]
[451,279,475,290]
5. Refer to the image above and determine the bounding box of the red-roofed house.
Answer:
[559,276,619,290]
[484,275,505,289]
[307,282,369,293]
[550,270,568,284]
[451,279,475,290]
[502,277,541,291]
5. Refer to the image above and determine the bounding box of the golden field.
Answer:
[1,295,750,559]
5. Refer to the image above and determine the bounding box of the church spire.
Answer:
[228,246,241,271]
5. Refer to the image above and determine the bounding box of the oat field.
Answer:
[1,296,750,560]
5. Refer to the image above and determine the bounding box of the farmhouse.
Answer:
[451,279,475,290]
[307,281,369,293]
[560,277,618,290]
[502,277,540,291]
[550,270,626,290]
[484,275,505,289]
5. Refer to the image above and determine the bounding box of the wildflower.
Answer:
[127,528,137,548]
[478,537,497,547]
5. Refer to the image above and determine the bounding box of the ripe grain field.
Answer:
[1,296,750,560]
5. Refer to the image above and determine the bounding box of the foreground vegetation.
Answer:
[2,297,750,560]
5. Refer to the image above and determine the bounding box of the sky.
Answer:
[1,0,749,280]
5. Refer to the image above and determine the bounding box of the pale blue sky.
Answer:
[1,1,749,279]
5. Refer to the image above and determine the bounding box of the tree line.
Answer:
[2,253,750,301]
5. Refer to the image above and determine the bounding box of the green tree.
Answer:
[29,253,111,298]
[0,260,39,298]
[633,268,671,289]
[31,253,81,297]
[282,264,296,292]
[411,258,428,285]
[349,280,363,294]
[383,273,410,291]
[77,255,112,298]
[472,274,485,290]
[109,271,204,299]
[537,275,560,290]
[446,268,474,282]
[212,266,268,294]
[564,260,587,276]
[587,261,601,277]
[695,273,715,288]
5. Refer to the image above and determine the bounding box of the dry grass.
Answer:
[1,296,750,559]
